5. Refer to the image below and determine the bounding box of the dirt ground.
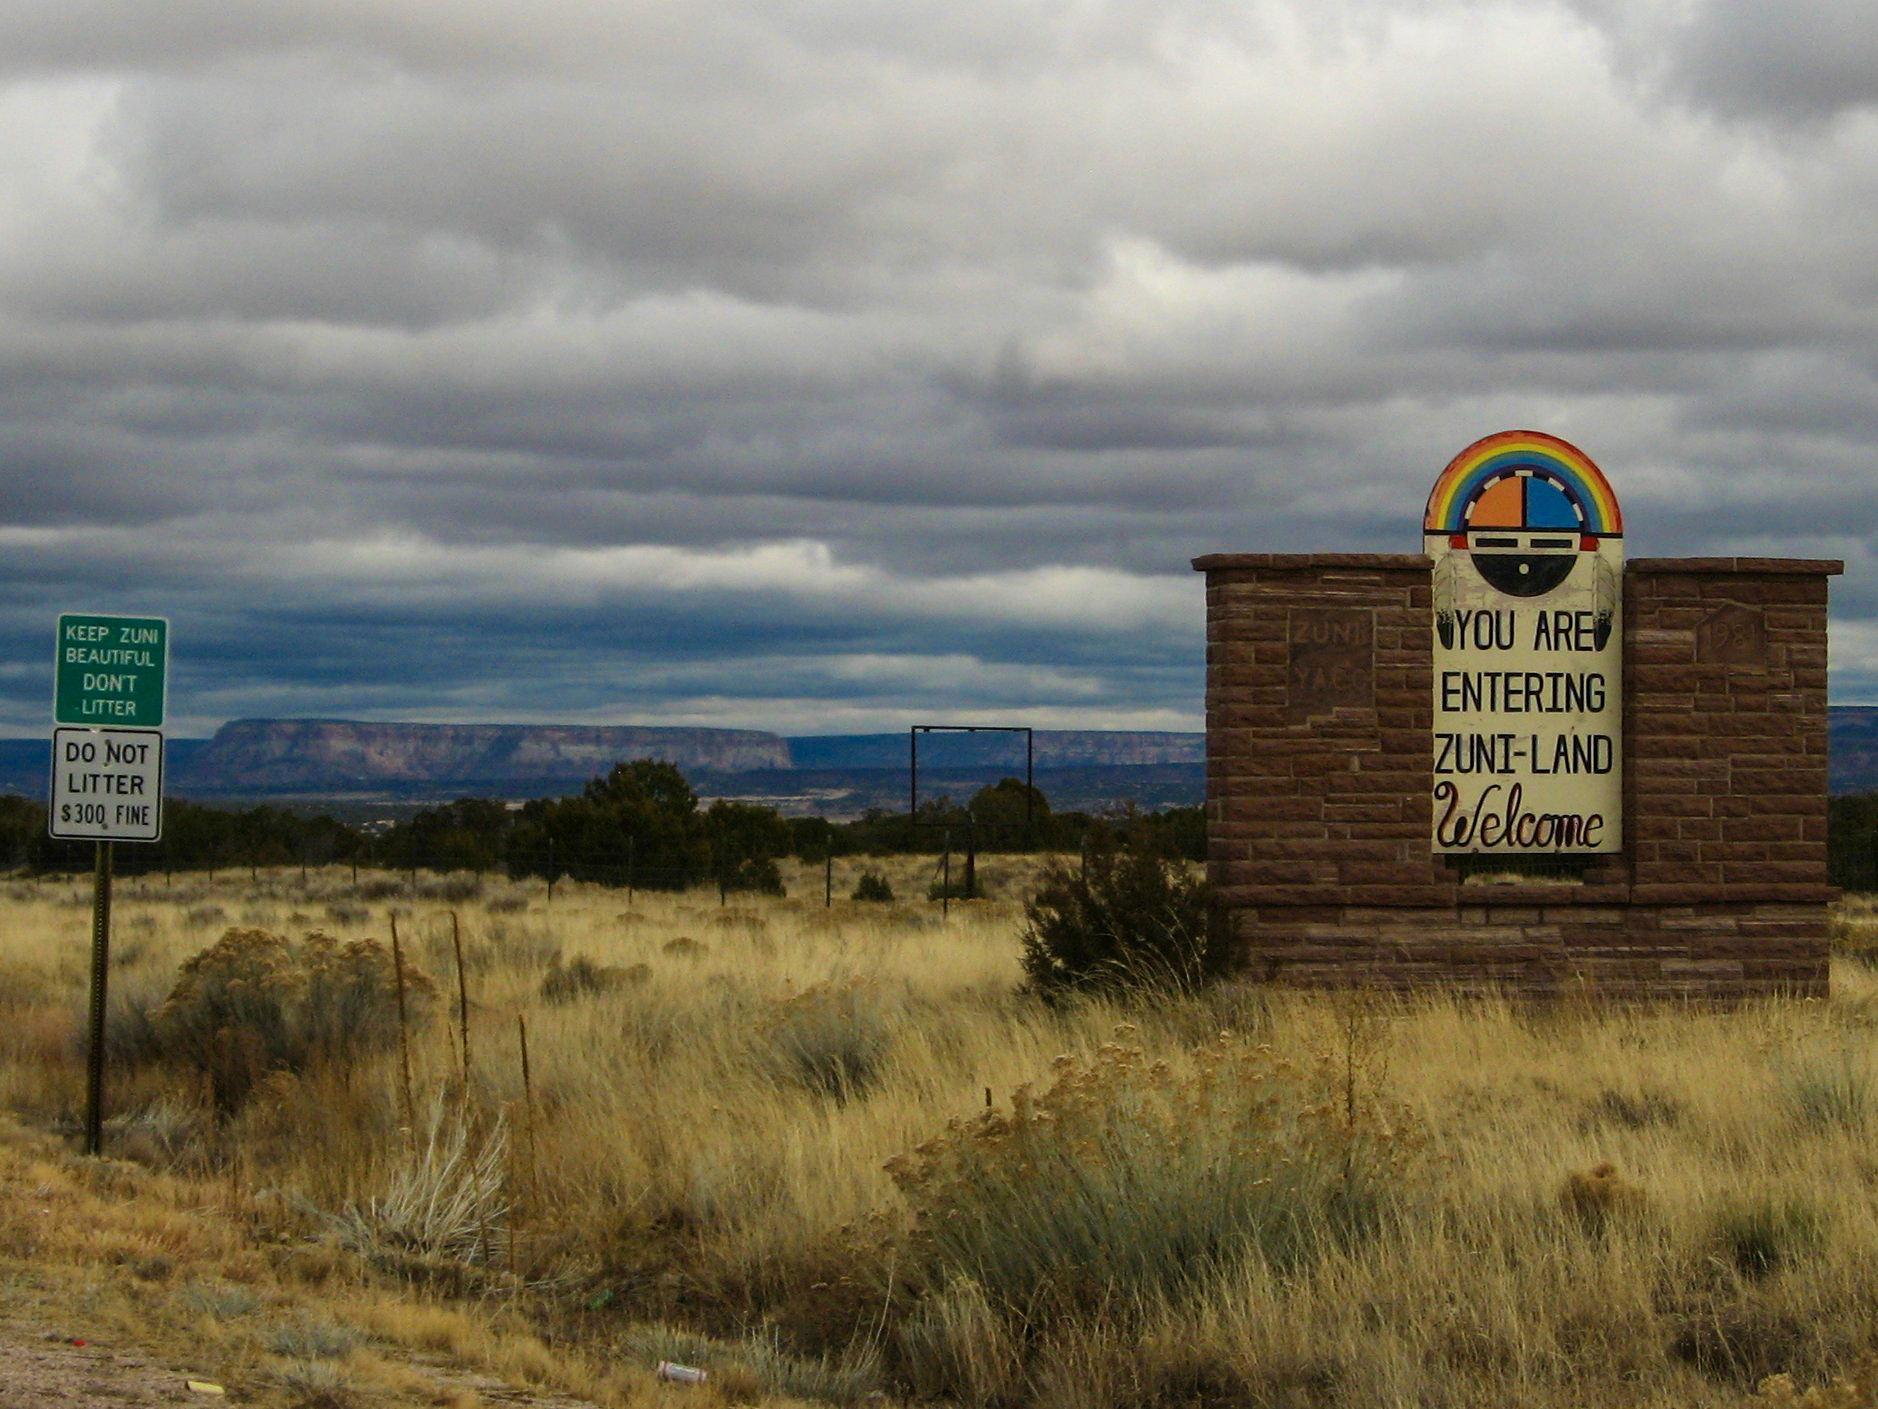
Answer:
[0,1276,233,1407]
[0,1118,620,1409]
[0,1284,614,1408]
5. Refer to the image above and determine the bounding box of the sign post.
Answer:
[52,614,169,1157]
[84,841,112,1158]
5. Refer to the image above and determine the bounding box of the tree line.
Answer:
[10,767,1878,893]
[0,793,362,877]
[1828,792,1878,892]
[372,763,1204,892]
[0,759,1207,890]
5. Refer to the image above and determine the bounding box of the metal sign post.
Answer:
[53,614,169,1158]
[83,842,112,1156]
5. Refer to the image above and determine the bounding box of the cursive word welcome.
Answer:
[1433,779,1606,851]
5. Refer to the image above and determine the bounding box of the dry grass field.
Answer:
[2,858,1878,1407]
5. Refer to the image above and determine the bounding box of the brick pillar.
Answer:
[1623,559,1840,990]
[1196,554,1452,982]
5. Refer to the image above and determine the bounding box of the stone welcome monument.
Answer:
[1195,431,1842,998]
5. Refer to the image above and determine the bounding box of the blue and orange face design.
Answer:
[1447,469,1599,598]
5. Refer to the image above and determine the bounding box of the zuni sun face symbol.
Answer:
[1423,431,1624,651]
[1453,470,1586,599]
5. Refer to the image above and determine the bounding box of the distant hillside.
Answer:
[177,719,789,793]
[691,762,1206,818]
[2,710,1875,813]
[786,731,1205,770]
[0,737,209,797]
[0,722,1206,813]
[1831,708,1878,794]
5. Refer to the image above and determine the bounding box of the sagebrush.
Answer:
[153,927,434,1113]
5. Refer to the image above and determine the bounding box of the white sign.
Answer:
[1424,431,1624,854]
[49,727,164,842]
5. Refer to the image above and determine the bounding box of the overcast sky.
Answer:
[3,0,1875,738]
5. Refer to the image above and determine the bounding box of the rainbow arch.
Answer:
[1423,430,1623,538]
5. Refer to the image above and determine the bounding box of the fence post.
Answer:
[942,829,951,920]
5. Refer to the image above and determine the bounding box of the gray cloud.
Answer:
[1,0,1875,739]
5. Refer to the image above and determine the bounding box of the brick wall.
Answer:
[1194,553,1842,998]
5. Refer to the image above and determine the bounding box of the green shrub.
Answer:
[101,969,171,1068]
[709,799,793,894]
[539,954,643,1003]
[1019,822,1226,997]
[105,1099,208,1171]
[270,1359,356,1406]
[1582,1085,1684,1131]
[851,871,894,903]
[1826,909,1874,957]
[885,1032,1421,1338]
[895,1276,1020,1404]
[762,979,897,1100]
[265,1314,363,1360]
[323,1097,507,1270]
[723,855,786,896]
[417,874,482,905]
[1779,1047,1872,1131]
[1711,1194,1825,1279]
[183,1282,262,1320]
[1559,1161,1648,1234]
[154,928,435,1114]
[618,1323,881,1405]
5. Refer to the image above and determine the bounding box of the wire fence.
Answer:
[7,841,1045,913]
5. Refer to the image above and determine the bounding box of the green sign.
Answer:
[54,614,169,727]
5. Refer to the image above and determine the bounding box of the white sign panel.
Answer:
[49,727,164,842]
[1424,431,1624,854]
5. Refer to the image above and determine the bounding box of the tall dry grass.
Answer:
[2,860,1877,1406]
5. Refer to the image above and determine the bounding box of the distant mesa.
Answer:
[178,719,791,792]
[1831,708,1878,795]
[155,713,1878,806]
[3,713,1877,810]
[789,730,1204,770]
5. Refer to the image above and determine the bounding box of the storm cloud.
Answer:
[2,0,1874,735]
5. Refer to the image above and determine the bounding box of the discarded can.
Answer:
[657,1361,707,1384]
